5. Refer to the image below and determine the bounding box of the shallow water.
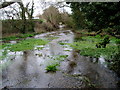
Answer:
[1,30,119,88]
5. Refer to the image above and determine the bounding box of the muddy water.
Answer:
[1,30,118,88]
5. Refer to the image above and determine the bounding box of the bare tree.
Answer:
[1,0,35,34]
[41,6,61,29]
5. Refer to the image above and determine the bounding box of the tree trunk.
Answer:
[18,2,26,34]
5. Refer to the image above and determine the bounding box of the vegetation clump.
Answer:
[46,63,59,72]
[68,35,118,60]
[8,38,48,51]
[45,55,68,72]
[96,36,110,48]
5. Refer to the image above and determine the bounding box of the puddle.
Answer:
[1,30,119,88]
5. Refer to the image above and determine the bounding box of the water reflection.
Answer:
[2,50,42,88]
[71,54,117,88]
[49,42,64,55]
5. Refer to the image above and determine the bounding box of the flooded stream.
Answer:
[1,30,119,88]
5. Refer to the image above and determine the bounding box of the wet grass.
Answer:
[46,55,68,72]
[0,43,12,60]
[46,63,59,72]
[68,35,119,60]
[0,38,49,60]
[48,55,68,61]
[8,38,49,51]
[67,35,120,77]
[59,42,67,45]
[35,47,44,51]
[0,38,49,70]
[1,43,12,49]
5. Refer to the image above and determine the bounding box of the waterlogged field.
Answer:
[67,35,120,78]
[58,33,120,78]
[1,30,120,88]
[1,38,49,58]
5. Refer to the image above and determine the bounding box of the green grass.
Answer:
[68,41,96,50]
[0,43,12,60]
[45,55,68,72]
[81,35,102,42]
[8,38,49,51]
[0,38,49,70]
[1,33,38,41]
[0,38,49,60]
[1,43,12,49]
[46,63,59,72]
[67,34,120,82]
[59,42,67,45]
[49,55,68,61]
[68,35,119,60]
[36,47,44,50]
[54,55,68,61]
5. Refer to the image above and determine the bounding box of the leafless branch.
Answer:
[0,2,15,9]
